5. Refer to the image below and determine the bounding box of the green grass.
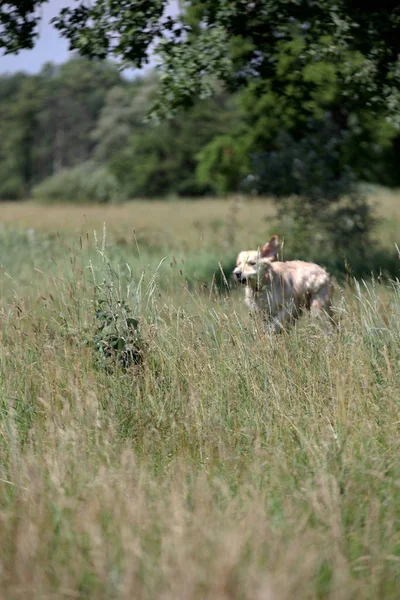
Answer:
[0,201,400,598]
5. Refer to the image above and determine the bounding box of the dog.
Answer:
[233,235,335,332]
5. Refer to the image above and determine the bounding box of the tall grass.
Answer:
[1,221,400,598]
[2,191,400,280]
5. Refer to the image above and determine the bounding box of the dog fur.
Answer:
[233,235,335,332]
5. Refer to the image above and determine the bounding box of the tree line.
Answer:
[0,57,238,200]
[0,54,399,203]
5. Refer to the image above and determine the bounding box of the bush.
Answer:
[196,135,249,195]
[90,258,147,372]
[109,122,212,199]
[0,175,25,200]
[32,164,126,204]
[247,116,377,262]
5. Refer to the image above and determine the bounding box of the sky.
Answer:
[0,0,178,76]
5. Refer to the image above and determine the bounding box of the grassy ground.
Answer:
[1,186,400,244]
[0,196,276,250]
[1,195,400,598]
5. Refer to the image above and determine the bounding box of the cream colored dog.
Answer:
[233,235,335,332]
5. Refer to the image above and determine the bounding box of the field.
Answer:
[1,194,400,599]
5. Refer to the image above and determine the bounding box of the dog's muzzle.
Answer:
[233,270,248,284]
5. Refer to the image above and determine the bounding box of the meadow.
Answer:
[1,193,400,599]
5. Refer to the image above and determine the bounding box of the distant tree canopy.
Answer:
[2,1,400,123]
[0,58,240,200]
[0,58,123,198]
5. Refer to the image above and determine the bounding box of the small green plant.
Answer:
[89,229,147,372]
[93,296,144,372]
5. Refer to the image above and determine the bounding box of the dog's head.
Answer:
[233,235,279,288]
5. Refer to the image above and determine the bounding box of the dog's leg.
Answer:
[325,298,337,326]
[310,286,336,327]
[271,306,297,333]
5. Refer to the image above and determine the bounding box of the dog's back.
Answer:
[249,259,334,318]
[271,260,331,298]
[275,260,334,316]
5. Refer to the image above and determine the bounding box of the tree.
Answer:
[37,57,122,172]
[0,74,43,198]
[2,0,400,259]
[108,82,239,197]
[91,74,159,162]
[196,134,250,195]
[2,1,399,122]
[0,58,124,198]
[0,1,47,54]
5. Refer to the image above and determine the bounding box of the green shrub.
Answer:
[32,163,126,204]
[196,135,249,194]
[0,175,25,200]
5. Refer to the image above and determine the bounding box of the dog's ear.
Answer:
[259,235,279,260]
